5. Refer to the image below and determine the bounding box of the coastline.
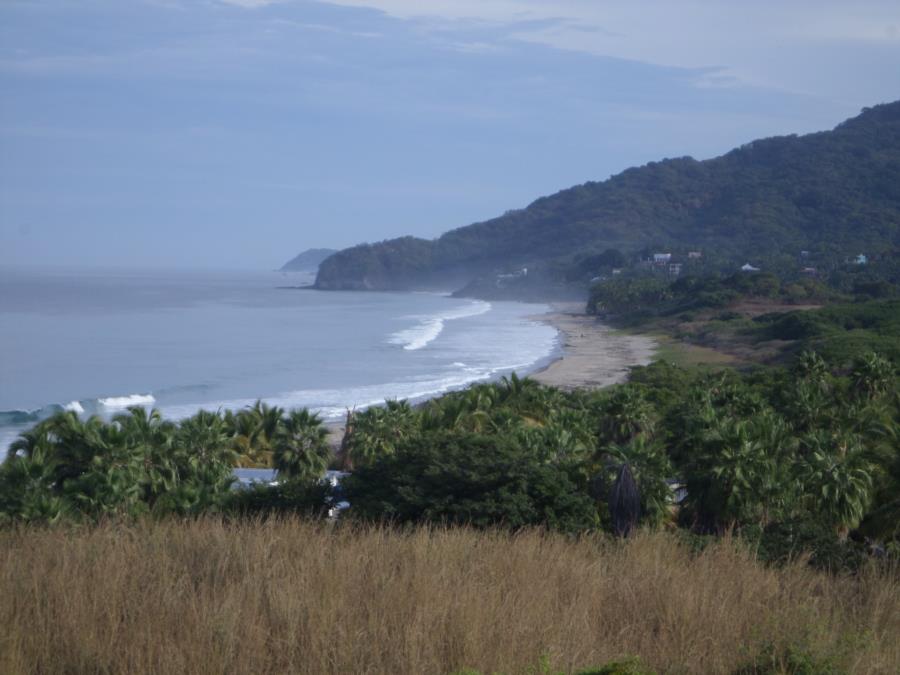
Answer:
[323,301,656,447]
[530,302,657,390]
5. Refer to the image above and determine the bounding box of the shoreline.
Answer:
[318,301,658,448]
[529,302,657,390]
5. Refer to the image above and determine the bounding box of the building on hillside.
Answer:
[496,267,528,288]
[740,263,760,272]
[611,268,623,275]
[653,253,672,264]
[687,251,702,259]
[801,267,817,276]
[855,254,868,265]
[668,263,683,276]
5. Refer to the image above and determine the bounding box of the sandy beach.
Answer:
[531,303,657,390]
[321,302,656,448]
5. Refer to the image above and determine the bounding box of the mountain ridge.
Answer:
[315,101,900,292]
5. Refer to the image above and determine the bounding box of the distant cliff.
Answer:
[280,248,338,273]
[315,101,900,292]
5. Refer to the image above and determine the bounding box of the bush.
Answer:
[748,519,867,573]
[226,480,332,519]
[343,431,598,532]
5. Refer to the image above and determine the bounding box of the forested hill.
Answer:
[315,101,900,291]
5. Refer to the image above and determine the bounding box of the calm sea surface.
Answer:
[0,267,558,451]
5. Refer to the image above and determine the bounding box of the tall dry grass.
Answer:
[1,519,897,674]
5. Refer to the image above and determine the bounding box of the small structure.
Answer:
[855,254,868,265]
[801,267,817,276]
[653,253,672,264]
[740,263,760,272]
[495,267,529,287]
[611,268,623,276]
[687,251,702,259]
[668,263,683,276]
[799,250,810,259]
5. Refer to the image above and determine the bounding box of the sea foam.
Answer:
[98,394,156,410]
[389,300,491,351]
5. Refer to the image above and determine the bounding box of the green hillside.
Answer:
[315,101,900,291]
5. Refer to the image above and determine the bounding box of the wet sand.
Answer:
[531,303,657,390]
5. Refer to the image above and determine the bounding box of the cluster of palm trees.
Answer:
[2,351,897,550]
[0,402,332,523]
[337,356,898,543]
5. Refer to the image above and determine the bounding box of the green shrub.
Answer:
[732,642,846,674]
[577,657,656,675]
[344,431,598,532]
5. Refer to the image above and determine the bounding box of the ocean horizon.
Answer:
[0,267,560,452]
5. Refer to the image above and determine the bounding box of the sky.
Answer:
[1,0,899,270]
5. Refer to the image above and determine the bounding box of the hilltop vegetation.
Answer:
[316,101,900,292]
[4,355,899,561]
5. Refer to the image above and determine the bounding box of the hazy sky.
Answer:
[2,0,899,270]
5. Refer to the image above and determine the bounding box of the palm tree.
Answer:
[682,413,795,532]
[798,430,874,539]
[607,463,640,537]
[851,351,894,401]
[795,350,830,390]
[113,407,179,507]
[345,400,419,469]
[161,410,236,514]
[598,387,655,445]
[599,436,673,529]
[272,409,331,482]
[0,444,68,523]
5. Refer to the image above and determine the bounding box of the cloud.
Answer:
[320,0,900,98]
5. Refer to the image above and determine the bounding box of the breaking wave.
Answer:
[97,394,156,410]
[389,300,491,351]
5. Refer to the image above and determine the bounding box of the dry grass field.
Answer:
[1,519,898,674]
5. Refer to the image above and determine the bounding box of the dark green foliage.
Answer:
[589,272,831,319]
[343,431,598,532]
[0,403,335,524]
[317,102,900,292]
[3,349,897,570]
[759,300,900,362]
[607,464,640,536]
[588,277,673,315]
[315,236,436,290]
[748,519,868,573]
[577,658,656,675]
[226,480,332,519]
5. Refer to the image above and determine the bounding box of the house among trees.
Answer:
[495,267,529,287]
[668,263,683,276]
[687,251,702,259]
[653,253,672,264]
[855,254,868,265]
[801,267,817,276]
[740,263,760,272]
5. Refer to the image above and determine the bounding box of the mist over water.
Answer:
[0,268,558,452]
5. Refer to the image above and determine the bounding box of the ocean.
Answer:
[0,267,559,453]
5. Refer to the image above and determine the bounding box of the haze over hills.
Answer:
[315,101,900,293]
[280,248,338,273]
